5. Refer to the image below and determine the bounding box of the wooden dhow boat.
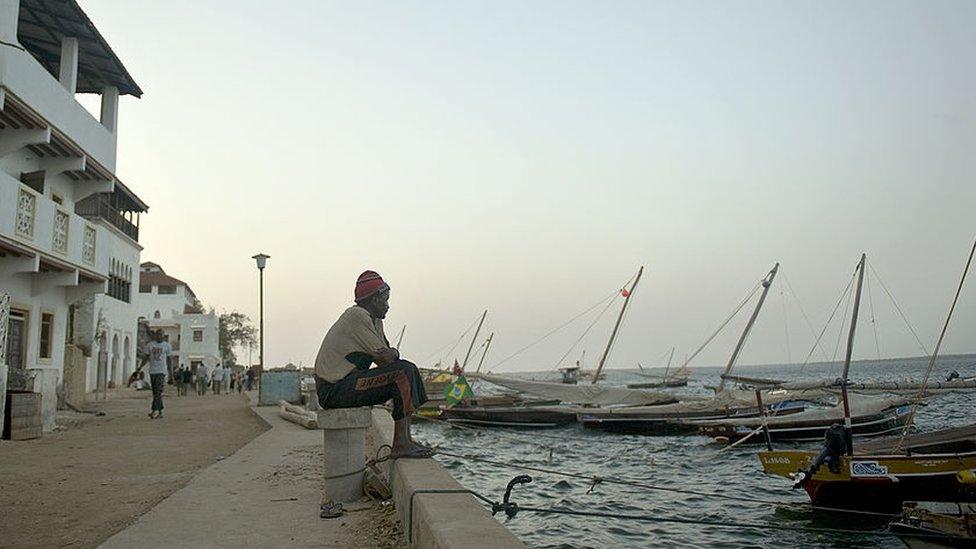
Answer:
[697,394,912,444]
[439,398,578,428]
[760,424,976,513]
[627,348,692,388]
[578,390,811,435]
[582,263,808,435]
[722,374,976,395]
[890,501,976,548]
[444,267,668,427]
[760,241,976,512]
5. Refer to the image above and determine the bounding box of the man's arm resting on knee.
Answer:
[372,347,400,366]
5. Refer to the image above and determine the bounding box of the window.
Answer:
[139,285,152,293]
[158,285,177,295]
[82,225,96,264]
[6,309,28,372]
[153,310,161,319]
[52,210,69,254]
[67,305,75,345]
[16,188,36,238]
[39,312,54,360]
[20,170,45,194]
[193,329,203,342]
[52,193,63,205]
[107,264,131,303]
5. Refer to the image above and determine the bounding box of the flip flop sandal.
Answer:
[320,501,343,519]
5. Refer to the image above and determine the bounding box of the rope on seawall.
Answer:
[322,444,393,481]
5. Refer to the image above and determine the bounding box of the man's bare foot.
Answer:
[390,442,434,459]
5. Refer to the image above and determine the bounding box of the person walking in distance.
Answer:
[212,363,224,395]
[141,330,172,419]
[195,363,209,396]
[180,365,192,396]
[223,364,232,394]
[174,364,186,396]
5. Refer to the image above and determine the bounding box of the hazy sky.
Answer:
[79,1,974,372]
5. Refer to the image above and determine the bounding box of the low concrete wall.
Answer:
[367,410,524,549]
[29,368,58,431]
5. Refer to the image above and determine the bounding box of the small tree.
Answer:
[219,311,257,366]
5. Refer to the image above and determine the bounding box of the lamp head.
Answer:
[252,253,270,270]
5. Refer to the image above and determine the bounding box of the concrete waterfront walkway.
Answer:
[99,399,398,549]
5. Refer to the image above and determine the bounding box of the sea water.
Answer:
[415,354,976,548]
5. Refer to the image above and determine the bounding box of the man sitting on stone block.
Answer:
[314,270,431,458]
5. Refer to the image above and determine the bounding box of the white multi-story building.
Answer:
[0,0,147,429]
[136,262,220,379]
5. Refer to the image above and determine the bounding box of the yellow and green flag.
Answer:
[444,374,474,406]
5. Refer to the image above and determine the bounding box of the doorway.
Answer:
[96,333,108,397]
[111,333,119,386]
[6,309,29,390]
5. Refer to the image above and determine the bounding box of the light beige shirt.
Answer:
[314,306,388,382]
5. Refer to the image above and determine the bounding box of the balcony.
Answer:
[0,171,108,277]
[0,48,117,171]
[75,195,139,242]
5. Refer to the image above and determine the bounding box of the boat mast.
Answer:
[475,332,495,374]
[460,310,488,372]
[395,325,406,349]
[592,266,644,384]
[717,263,779,392]
[896,238,976,449]
[840,254,867,455]
[663,346,675,380]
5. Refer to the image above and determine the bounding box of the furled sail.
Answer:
[778,378,976,393]
[582,388,835,417]
[475,374,689,406]
[694,394,911,428]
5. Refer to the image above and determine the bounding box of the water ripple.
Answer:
[423,357,975,547]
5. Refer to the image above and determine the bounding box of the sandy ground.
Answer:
[93,395,405,549]
[261,442,405,548]
[0,388,268,549]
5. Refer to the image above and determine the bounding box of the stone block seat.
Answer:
[318,407,373,503]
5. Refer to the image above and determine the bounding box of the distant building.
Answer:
[0,0,147,430]
[135,262,220,379]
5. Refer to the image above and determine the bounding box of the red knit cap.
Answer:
[355,270,389,302]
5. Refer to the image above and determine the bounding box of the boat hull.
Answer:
[577,413,702,435]
[700,405,911,443]
[759,450,976,512]
[626,380,688,389]
[578,402,807,436]
[890,502,976,549]
[439,404,578,428]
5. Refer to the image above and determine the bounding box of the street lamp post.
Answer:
[252,254,270,374]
